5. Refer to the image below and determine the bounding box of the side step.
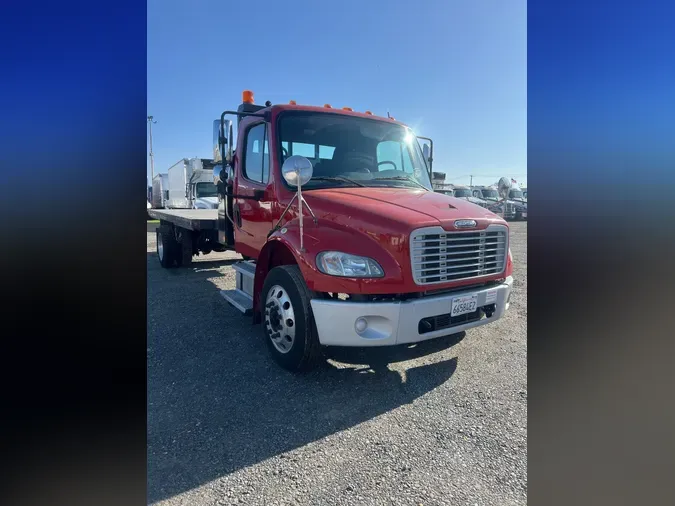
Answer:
[219,260,256,315]
[220,289,253,315]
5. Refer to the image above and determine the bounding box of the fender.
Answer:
[252,233,304,324]
[252,219,406,322]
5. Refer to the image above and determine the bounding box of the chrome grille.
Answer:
[410,225,508,285]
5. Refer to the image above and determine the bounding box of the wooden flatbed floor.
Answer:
[148,209,218,231]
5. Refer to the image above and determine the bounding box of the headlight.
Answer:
[316,251,384,278]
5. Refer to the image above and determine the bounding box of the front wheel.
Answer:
[261,265,323,372]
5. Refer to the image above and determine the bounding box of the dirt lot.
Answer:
[147,221,527,506]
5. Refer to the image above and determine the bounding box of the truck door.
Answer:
[234,121,273,259]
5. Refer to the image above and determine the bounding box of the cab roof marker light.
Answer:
[324,104,332,108]
[289,100,297,105]
[342,107,353,111]
[365,110,373,115]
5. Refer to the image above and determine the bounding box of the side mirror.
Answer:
[213,119,234,164]
[213,163,223,185]
[281,155,313,186]
[213,120,222,163]
[418,136,434,174]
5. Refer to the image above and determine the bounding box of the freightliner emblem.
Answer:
[454,219,477,229]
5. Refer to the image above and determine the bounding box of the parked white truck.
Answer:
[446,185,489,209]
[151,174,169,209]
[165,158,219,210]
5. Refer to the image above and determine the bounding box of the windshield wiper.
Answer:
[309,176,366,187]
[373,176,428,190]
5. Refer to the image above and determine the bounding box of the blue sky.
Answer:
[147,0,526,188]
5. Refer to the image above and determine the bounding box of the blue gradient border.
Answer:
[528,2,674,506]
[1,3,148,506]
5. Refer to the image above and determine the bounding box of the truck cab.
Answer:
[509,187,527,204]
[166,158,219,210]
[506,187,527,220]
[473,186,517,220]
[191,159,219,209]
[449,185,489,208]
[156,91,514,371]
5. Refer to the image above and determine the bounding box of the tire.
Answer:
[261,265,323,372]
[156,229,177,268]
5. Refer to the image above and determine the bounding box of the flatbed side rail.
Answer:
[147,209,218,231]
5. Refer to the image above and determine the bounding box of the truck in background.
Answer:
[507,186,527,220]
[509,187,526,204]
[475,184,526,221]
[431,171,447,189]
[446,185,489,208]
[149,90,513,371]
[151,173,169,209]
[166,157,219,210]
[472,186,516,220]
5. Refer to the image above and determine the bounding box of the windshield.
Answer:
[509,190,524,199]
[195,182,217,198]
[278,112,432,191]
[481,189,499,199]
[453,189,472,198]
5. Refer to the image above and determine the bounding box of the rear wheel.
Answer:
[261,265,322,372]
[156,229,178,268]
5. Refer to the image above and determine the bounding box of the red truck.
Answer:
[148,91,514,371]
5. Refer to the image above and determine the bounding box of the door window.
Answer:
[243,123,270,183]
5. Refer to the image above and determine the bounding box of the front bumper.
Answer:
[310,276,513,347]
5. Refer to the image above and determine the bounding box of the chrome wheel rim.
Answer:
[265,284,296,354]
[157,232,164,261]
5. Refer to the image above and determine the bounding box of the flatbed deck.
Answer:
[148,209,217,230]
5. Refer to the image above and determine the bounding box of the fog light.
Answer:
[355,317,368,334]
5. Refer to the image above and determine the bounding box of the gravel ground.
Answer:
[147,221,527,506]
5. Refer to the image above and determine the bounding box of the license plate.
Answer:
[451,294,478,317]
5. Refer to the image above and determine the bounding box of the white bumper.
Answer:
[310,277,513,347]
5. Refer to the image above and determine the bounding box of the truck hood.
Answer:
[304,187,503,232]
[193,197,218,209]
